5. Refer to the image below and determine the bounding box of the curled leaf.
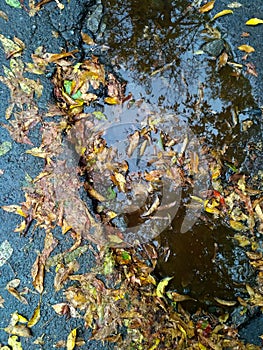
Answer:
[212,9,233,21]
[214,297,236,306]
[156,276,173,298]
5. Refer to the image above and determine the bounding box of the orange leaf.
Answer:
[199,0,215,13]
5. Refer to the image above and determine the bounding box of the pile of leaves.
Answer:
[0,3,263,350]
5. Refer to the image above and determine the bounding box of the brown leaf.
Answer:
[31,255,45,294]
[245,62,258,77]
[199,0,215,13]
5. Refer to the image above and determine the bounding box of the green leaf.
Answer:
[5,0,22,8]
[92,110,107,120]
[0,141,12,156]
[64,80,73,95]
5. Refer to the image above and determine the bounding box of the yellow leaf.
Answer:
[214,297,236,306]
[8,335,23,350]
[25,147,48,159]
[229,219,246,231]
[238,44,255,53]
[212,9,233,21]
[199,343,208,350]
[199,0,215,13]
[1,205,27,217]
[104,96,120,105]
[28,302,41,327]
[246,18,263,25]
[67,328,77,350]
[156,276,173,298]
[14,220,27,233]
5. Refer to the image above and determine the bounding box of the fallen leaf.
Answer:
[238,44,255,53]
[0,240,13,267]
[8,335,23,350]
[5,0,22,8]
[214,297,236,306]
[28,302,41,327]
[156,276,173,298]
[0,10,9,21]
[104,96,120,105]
[211,9,233,21]
[1,204,27,217]
[6,279,28,305]
[4,324,31,338]
[227,2,242,8]
[67,328,77,350]
[230,219,246,231]
[199,1,215,13]
[245,62,258,77]
[246,18,263,25]
[0,141,12,156]
[31,255,45,294]
[0,295,4,309]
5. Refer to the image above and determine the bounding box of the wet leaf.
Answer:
[28,302,41,327]
[127,131,140,157]
[212,9,233,21]
[0,11,9,21]
[0,240,13,267]
[1,204,27,218]
[227,2,242,8]
[5,0,22,8]
[166,291,195,302]
[229,219,246,231]
[246,18,263,25]
[245,62,258,77]
[4,324,31,338]
[67,328,77,350]
[6,279,28,305]
[199,1,215,13]
[0,294,5,307]
[104,96,120,105]
[31,255,45,294]
[0,141,12,156]
[8,335,23,350]
[214,297,236,306]
[217,52,228,70]
[156,276,173,298]
[0,34,24,57]
[238,44,255,53]
[81,32,95,45]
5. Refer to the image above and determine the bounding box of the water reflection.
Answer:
[100,0,259,303]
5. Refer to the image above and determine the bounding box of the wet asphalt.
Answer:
[0,0,262,348]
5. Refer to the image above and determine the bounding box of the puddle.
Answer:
[84,0,262,305]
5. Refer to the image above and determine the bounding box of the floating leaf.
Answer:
[238,44,255,53]
[0,240,13,267]
[5,0,22,8]
[199,0,215,13]
[212,9,233,21]
[214,297,236,306]
[156,276,173,298]
[67,328,77,350]
[0,141,12,156]
[246,18,263,26]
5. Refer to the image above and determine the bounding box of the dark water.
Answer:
[97,0,260,306]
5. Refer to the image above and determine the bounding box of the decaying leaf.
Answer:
[0,240,13,267]
[246,18,263,25]
[31,255,45,294]
[0,10,9,21]
[4,312,31,338]
[6,279,28,305]
[67,328,77,350]
[0,294,5,308]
